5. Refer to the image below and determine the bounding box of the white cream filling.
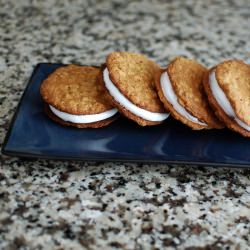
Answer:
[49,105,118,124]
[209,70,250,131]
[103,68,169,122]
[160,71,207,126]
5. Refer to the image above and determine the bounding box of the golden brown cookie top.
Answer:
[40,65,114,115]
[216,60,250,126]
[167,57,221,127]
[106,51,165,113]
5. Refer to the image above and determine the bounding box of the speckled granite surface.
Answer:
[1,0,250,249]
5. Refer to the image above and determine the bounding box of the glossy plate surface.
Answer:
[2,63,250,167]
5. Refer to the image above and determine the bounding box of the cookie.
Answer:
[203,60,250,137]
[155,57,223,130]
[102,52,169,126]
[40,65,118,128]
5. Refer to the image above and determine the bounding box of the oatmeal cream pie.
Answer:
[40,65,118,128]
[155,57,223,130]
[203,60,250,137]
[102,52,169,126]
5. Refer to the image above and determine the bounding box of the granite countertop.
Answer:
[1,0,250,249]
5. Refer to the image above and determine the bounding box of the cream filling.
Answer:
[103,68,169,122]
[49,105,118,124]
[160,71,207,126]
[209,71,250,132]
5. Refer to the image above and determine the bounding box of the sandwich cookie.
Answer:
[155,57,223,130]
[203,60,250,137]
[102,52,169,126]
[40,65,118,128]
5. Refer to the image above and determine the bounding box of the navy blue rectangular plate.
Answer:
[2,63,250,167]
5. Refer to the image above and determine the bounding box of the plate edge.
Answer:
[2,149,250,168]
[1,63,45,155]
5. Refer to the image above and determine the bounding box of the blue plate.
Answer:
[2,63,250,167]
